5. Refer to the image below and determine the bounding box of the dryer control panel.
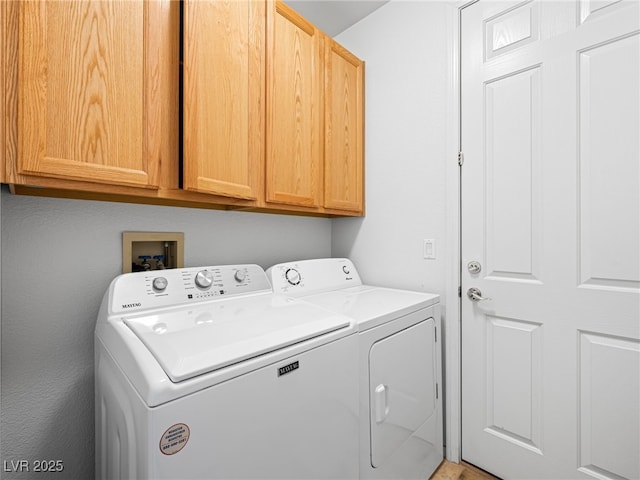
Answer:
[109,264,271,314]
[268,258,362,297]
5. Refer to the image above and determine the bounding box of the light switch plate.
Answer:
[122,232,184,273]
[423,239,436,259]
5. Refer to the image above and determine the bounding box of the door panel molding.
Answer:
[578,331,640,479]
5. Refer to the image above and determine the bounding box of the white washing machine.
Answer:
[267,258,443,480]
[95,264,359,480]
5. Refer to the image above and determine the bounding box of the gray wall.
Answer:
[0,186,331,479]
[332,0,451,299]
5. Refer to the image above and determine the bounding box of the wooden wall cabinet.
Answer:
[323,37,364,214]
[265,1,364,215]
[4,0,252,210]
[16,1,178,190]
[2,0,364,217]
[266,1,323,209]
[183,0,265,201]
[1,0,17,184]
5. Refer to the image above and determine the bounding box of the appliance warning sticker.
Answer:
[159,423,190,456]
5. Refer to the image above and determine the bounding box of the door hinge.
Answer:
[458,285,462,298]
[436,383,439,399]
[435,326,437,342]
[458,151,464,166]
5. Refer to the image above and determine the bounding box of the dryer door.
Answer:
[369,319,436,467]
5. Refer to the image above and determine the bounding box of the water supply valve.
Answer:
[138,255,152,271]
[154,255,166,270]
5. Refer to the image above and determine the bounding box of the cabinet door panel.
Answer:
[183,0,264,200]
[324,39,364,213]
[18,0,162,188]
[266,1,322,207]
[1,0,18,183]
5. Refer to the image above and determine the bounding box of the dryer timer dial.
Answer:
[285,268,301,286]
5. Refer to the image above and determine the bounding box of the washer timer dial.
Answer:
[285,268,301,286]
[234,270,247,283]
[195,270,214,289]
[152,276,168,292]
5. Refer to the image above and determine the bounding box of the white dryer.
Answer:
[267,258,443,480]
[95,264,359,480]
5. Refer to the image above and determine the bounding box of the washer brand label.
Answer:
[278,361,299,377]
[121,302,142,309]
[159,423,190,456]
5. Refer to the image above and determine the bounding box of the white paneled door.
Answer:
[461,1,640,478]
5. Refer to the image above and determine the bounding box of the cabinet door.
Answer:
[266,1,322,208]
[324,38,364,213]
[18,1,172,189]
[183,0,265,200]
[1,0,17,184]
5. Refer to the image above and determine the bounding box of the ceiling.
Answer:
[283,0,389,36]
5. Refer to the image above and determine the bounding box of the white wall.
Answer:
[332,0,451,298]
[332,2,458,456]
[0,186,331,479]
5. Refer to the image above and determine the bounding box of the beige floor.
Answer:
[430,460,499,480]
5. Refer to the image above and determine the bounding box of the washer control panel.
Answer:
[267,258,362,297]
[110,264,270,314]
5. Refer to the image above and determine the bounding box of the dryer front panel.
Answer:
[368,319,436,468]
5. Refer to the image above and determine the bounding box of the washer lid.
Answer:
[124,294,351,383]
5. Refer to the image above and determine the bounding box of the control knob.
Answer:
[152,276,168,292]
[234,270,247,283]
[285,268,301,286]
[195,270,214,289]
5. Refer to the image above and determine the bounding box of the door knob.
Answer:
[467,287,491,302]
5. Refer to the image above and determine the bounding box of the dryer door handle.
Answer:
[374,384,389,423]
